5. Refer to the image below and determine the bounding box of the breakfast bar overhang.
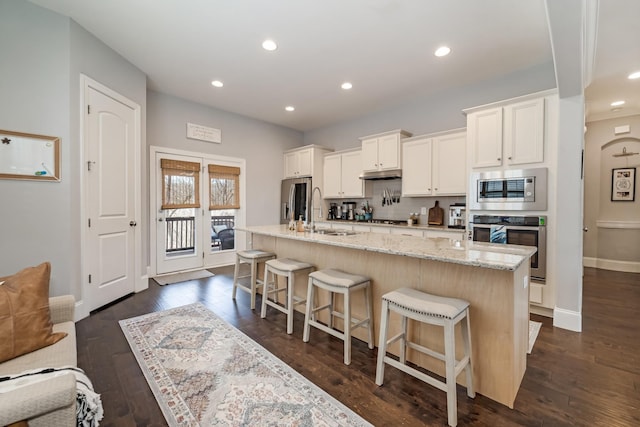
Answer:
[237,225,536,408]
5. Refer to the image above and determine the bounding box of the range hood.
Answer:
[359,169,402,180]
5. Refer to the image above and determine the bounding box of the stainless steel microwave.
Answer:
[470,168,547,211]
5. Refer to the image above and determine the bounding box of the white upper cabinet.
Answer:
[432,131,467,195]
[466,96,546,168]
[323,149,370,198]
[504,98,545,165]
[284,147,312,177]
[402,130,466,197]
[283,145,332,179]
[468,107,503,168]
[360,129,411,171]
[402,137,433,196]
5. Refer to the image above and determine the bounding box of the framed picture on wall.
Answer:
[611,167,636,201]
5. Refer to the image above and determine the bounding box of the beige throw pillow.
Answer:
[0,262,67,363]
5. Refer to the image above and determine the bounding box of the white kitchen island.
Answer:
[237,224,536,408]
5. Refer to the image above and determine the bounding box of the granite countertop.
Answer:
[321,219,465,232]
[237,224,536,271]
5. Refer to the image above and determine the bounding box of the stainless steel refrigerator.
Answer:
[281,177,312,224]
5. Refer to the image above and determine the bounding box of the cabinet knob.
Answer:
[497,157,501,161]
[508,156,512,160]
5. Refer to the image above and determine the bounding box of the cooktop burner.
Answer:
[368,219,407,225]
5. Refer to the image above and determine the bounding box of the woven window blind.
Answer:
[208,164,240,209]
[161,159,201,209]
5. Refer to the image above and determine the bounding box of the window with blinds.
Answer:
[161,159,201,209]
[209,164,240,209]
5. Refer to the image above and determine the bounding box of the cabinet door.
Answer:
[433,132,466,195]
[361,138,379,171]
[323,154,342,198]
[468,107,503,168]
[378,134,400,170]
[284,151,299,178]
[504,98,544,165]
[340,150,365,197]
[402,138,432,196]
[424,229,464,240]
[390,227,423,237]
[296,148,313,176]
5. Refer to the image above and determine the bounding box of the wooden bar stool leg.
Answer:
[303,276,314,343]
[249,259,258,310]
[286,271,295,334]
[232,256,241,300]
[462,310,475,398]
[365,285,374,350]
[399,314,408,364]
[444,320,458,427]
[343,289,351,365]
[375,299,390,385]
[328,290,335,329]
[260,266,270,319]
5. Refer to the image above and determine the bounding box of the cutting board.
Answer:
[428,200,444,225]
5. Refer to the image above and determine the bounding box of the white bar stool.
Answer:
[303,269,374,365]
[375,287,474,427]
[261,258,315,334]
[232,249,276,310]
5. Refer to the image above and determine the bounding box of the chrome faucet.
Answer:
[309,186,322,232]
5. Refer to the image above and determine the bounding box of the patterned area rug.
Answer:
[528,320,542,354]
[119,303,372,427]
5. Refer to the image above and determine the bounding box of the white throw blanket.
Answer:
[0,366,104,426]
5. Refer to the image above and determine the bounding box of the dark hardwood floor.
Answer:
[76,267,640,426]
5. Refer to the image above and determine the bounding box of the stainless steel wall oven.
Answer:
[470,215,546,281]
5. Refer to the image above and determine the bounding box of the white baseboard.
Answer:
[136,274,149,292]
[75,299,88,322]
[583,256,640,273]
[530,304,553,318]
[553,307,582,332]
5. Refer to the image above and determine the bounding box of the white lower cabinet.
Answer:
[424,229,465,240]
[390,228,423,237]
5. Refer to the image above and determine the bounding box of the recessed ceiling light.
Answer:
[285,106,295,112]
[341,82,353,90]
[262,39,278,51]
[628,71,640,80]
[434,46,451,57]
[610,100,625,107]
[211,80,223,88]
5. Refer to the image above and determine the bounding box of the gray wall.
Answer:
[584,115,640,262]
[0,0,147,299]
[146,90,303,234]
[0,0,71,295]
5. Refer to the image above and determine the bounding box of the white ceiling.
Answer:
[27,0,640,130]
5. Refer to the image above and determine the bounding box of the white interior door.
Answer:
[85,84,138,311]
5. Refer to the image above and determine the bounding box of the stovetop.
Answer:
[366,219,407,225]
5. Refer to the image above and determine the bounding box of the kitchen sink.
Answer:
[313,229,356,236]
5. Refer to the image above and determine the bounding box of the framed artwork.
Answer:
[0,129,60,181]
[611,167,636,201]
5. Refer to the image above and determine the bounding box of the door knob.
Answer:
[130,221,137,227]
